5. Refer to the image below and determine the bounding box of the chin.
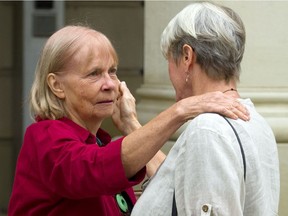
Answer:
[93,111,113,120]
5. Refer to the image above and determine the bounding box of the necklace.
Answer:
[223,88,237,93]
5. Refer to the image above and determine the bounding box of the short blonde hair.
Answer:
[30,25,119,120]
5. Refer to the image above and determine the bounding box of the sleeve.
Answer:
[174,122,245,216]
[35,123,145,199]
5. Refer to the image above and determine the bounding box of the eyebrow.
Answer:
[88,65,117,73]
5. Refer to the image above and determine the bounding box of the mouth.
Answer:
[97,100,114,104]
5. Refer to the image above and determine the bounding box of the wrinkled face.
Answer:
[168,55,190,101]
[59,37,119,128]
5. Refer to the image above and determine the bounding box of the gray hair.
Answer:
[30,25,118,120]
[160,1,246,82]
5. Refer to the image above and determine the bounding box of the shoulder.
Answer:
[26,118,71,134]
[25,118,83,142]
[179,113,244,152]
[185,113,228,135]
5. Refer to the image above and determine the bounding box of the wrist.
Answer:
[175,96,201,122]
[173,100,191,122]
[123,118,142,135]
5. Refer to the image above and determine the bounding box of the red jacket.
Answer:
[8,117,145,215]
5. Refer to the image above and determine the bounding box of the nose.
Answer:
[101,73,117,91]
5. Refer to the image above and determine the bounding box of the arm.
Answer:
[113,82,249,178]
[145,150,166,178]
[36,126,144,198]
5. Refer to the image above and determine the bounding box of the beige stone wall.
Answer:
[137,1,288,215]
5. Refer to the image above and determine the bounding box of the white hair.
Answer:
[160,1,245,82]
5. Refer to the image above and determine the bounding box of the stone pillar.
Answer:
[138,1,288,214]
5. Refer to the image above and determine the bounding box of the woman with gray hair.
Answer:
[8,24,248,216]
[132,2,279,216]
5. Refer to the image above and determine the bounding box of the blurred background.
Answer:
[0,1,287,215]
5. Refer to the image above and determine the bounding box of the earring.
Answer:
[185,73,189,83]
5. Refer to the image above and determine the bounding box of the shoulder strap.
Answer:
[172,117,246,216]
[172,191,178,216]
[222,116,246,181]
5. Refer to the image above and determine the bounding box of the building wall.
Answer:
[0,0,287,215]
[0,2,16,213]
[137,1,288,215]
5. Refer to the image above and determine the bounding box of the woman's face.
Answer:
[168,55,191,101]
[58,38,119,130]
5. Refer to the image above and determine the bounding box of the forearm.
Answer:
[121,102,185,178]
[118,89,249,178]
[117,116,166,178]
[146,150,166,178]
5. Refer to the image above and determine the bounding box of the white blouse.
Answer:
[132,99,280,216]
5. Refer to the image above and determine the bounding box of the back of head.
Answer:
[30,25,118,120]
[161,1,246,82]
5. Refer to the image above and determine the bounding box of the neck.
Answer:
[222,88,237,94]
[189,67,239,97]
[221,86,240,99]
[192,82,238,96]
[191,78,239,98]
[68,114,101,135]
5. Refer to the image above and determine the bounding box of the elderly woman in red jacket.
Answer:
[8,25,248,216]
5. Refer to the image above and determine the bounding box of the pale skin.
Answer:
[47,32,249,179]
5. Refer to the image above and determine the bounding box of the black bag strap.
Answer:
[222,117,246,180]
[172,116,246,216]
[172,191,178,216]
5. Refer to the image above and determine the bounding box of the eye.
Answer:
[109,67,117,76]
[89,69,101,77]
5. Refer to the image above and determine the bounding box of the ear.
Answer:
[47,73,65,99]
[182,44,195,69]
